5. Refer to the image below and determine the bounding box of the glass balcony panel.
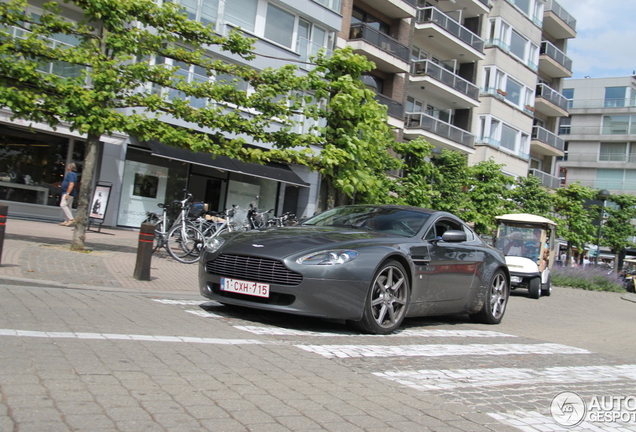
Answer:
[349,23,410,62]
[540,41,572,72]
[416,7,484,52]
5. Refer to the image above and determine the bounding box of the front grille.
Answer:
[205,254,303,286]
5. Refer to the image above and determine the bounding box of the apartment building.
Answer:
[339,0,575,188]
[470,0,574,188]
[557,75,636,195]
[0,0,341,227]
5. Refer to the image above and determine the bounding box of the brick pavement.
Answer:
[0,218,200,295]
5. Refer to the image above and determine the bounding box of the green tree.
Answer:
[464,158,514,235]
[0,0,312,250]
[507,175,554,217]
[390,137,436,208]
[429,149,472,215]
[306,48,401,209]
[598,193,636,269]
[552,182,596,263]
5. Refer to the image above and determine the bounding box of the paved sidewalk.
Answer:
[0,218,200,296]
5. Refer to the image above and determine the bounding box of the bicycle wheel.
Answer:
[166,224,204,264]
[152,220,165,253]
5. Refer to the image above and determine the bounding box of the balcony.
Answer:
[359,0,416,19]
[414,7,485,62]
[410,60,479,108]
[404,112,475,152]
[529,168,561,189]
[348,23,410,73]
[539,41,573,78]
[543,0,577,40]
[375,93,405,124]
[531,125,565,157]
[535,83,568,117]
[433,0,491,16]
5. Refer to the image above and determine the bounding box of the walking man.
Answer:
[60,162,77,226]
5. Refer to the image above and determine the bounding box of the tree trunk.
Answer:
[70,133,100,251]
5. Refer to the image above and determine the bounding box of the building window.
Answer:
[176,0,219,27]
[351,6,390,35]
[509,30,527,60]
[562,88,574,108]
[599,143,627,162]
[501,124,517,151]
[602,115,631,134]
[558,117,571,135]
[225,0,258,32]
[604,86,627,108]
[312,0,341,14]
[505,77,522,105]
[264,3,295,48]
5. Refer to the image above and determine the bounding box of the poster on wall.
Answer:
[89,183,111,221]
[118,160,168,227]
[227,180,260,225]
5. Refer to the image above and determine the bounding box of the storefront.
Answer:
[0,116,317,227]
[0,122,87,220]
[116,141,314,228]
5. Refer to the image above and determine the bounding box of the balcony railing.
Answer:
[297,37,332,71]
[545,0,577,31]
[529,169,561,189]
[349,23,410,62]
[540,40,572,72]
[536,83,568,111]
[568,98,636,109]
[411,60,479,101]
[559,152,636,163]
[375,93,405,119]
[405,112,475,148]
[559,125,636,135]
[532,125,565,151]
[416,7,484,53]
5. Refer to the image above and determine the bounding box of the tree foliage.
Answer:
[552,182,596,257]
[507,175,554,218]
[599,193,636,261]
[0,0,312,249]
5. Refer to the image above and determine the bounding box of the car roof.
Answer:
[495,213,557,226]
[336,204,437,215]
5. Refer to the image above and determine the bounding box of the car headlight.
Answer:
[296,250,358,265]
[204,237,225,253]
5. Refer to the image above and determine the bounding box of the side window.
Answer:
[425,219,463,241]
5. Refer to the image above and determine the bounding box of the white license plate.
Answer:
[220,277,270,298]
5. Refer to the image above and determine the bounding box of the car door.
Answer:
[419,218,479,302]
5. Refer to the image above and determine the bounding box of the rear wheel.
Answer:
[470,269,509,324]
[152,221,164,253]
[353,260,410,335]
[528,277,541,299]
[541,274,552,296]
[166,224,204,264]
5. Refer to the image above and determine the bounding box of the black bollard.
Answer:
[0,204,6,265]
[134,222,155,281]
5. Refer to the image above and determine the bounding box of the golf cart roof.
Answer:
[495,213,557,226]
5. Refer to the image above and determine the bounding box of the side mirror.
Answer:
[441,230,467,243]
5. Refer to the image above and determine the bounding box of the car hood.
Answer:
[217,226,401,259]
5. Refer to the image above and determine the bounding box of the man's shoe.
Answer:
[59,221,70,226]
[67,220,75,227]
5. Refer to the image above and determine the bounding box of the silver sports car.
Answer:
[198,205,510,334]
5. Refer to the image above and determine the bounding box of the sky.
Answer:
[557,0,636,79]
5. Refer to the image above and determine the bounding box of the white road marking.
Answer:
[374,365,636,390]
[152,299,206,305]
[186,309,223,318]
[295,343,591,359]
[0,329,264,345]
[235,325,517,338]
[489,411,636,432]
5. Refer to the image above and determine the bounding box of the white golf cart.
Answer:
[493,213,558,299]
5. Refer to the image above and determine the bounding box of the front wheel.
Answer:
[528,277,541,299]
[166,224,204,264]
[470,269,509,324]
[353,260,410,335]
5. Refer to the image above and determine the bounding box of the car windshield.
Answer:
[302,206,429,237]
[495,225,545,260]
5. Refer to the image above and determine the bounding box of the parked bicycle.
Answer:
[266,211,298,227]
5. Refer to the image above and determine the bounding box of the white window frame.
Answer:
[479,115,528,158]
[482,66,535,111]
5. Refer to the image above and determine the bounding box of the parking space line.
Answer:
[0,329,265,345]
[234,325,518,338]
[374,365,636,390]
[295,343,591,359]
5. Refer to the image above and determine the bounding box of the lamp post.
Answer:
[595,189,610,265]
